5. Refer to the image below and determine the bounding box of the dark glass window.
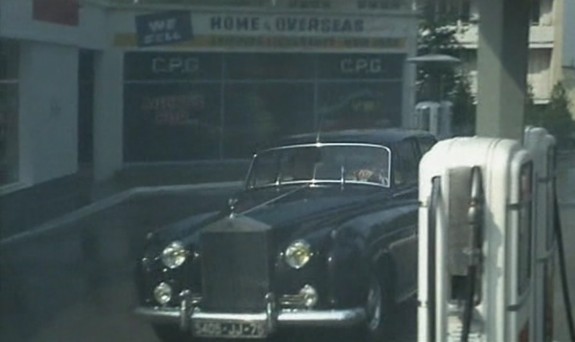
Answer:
[124,83,222,161]
[223,83,314,158]
[394,139,418,186]
[317,82,402,130]
[0,40,19,185]
[225,53,315,80]
[123,52,405,161]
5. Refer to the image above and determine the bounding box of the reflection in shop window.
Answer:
[223,83,314,158]
[123,52,405,161]
[0,40,19,186]
[317,82,401,131]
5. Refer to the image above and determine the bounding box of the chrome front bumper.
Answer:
[135,293,366,334]
[134,306,367,329]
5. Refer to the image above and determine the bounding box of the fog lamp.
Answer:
[153,282,172,305]
[300,284,318,308]
[285,240,312,269]
[161,241,188,269]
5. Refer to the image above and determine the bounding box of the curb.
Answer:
[0,181,242,246]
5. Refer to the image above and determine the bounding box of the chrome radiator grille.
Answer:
[200,217,272,313]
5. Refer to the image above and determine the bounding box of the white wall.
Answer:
[19,42,79,184]
[528,49,552,102]
[93,49,123,181]
[0,0,108,49]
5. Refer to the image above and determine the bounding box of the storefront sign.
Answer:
[124,52,222,80]
[318,53,404,79]
[118,11,414,52]
[135,11,193,47]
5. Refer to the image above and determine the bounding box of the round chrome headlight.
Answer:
[153,282,172,305]
[300,285,318,308]
[161,241,188,269]
[285,240,312,269]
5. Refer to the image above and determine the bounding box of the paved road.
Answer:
[1,158,574,342]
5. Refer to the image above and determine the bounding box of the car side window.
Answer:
[394,139,418,186]
[418,137,436,157]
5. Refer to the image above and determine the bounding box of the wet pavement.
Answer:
[0,186,238,342]
[1,156,574,342]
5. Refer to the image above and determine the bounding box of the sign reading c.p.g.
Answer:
[135,11,193,47]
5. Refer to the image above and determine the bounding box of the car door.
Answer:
[388,138,420,301]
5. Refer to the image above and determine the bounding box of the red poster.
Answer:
[33,0,79,26]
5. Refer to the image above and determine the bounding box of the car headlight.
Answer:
[161,241,188,269]
[285,240,313,269]
[153,282,172,305]
[300,285,318,308]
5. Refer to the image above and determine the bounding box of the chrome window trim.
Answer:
[246,143,392,189]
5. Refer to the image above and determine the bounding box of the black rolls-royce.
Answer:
[134,129,436,341]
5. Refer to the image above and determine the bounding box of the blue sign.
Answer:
[135,11,193,47]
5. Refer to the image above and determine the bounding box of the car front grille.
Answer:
[200,216,272,313]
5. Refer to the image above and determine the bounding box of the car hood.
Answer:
[233,184,390,227]
[150,184,393,249]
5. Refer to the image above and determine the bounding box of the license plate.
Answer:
[193,320,268,339]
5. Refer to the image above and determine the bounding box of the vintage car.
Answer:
[134,129,436,341]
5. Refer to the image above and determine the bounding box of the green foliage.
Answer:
[524,83,542,126]
[416,22,462,101]
[449,73,476,134]
[526,82,575,148]
[542,83,575,147]
[416,13,476,135]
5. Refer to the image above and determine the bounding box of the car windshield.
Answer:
[247,143,391,188]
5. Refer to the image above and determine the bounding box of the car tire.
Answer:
[364,271,393,342]
[152,324,190,342]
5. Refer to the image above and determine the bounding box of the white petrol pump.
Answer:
[414,101,453,140]
[417,134,552,342]
[524,127,557,342]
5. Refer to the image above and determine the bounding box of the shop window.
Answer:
[123,52,406,162]
[124,83,222,161]
[317,82,402,131]
[0,40,19,186]
[223,83,314,158]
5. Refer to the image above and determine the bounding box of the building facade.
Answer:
[111,1,419,163]
[430,0,562,105]
[0,0,419,236]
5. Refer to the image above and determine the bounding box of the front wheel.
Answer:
[364,273,393,342]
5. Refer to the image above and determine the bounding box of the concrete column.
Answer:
[93,49,123,181]
[476,0,531,140]
[402,17,418,128]
[551,0,564,86]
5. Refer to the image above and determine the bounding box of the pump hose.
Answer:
[554,192,575,342]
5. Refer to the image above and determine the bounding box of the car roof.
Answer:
[264,128,435,149]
